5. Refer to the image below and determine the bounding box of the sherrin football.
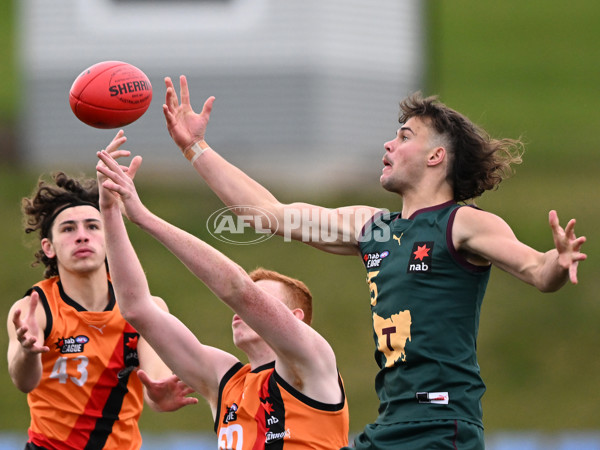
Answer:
[69,61,152,129]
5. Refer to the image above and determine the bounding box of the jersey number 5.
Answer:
[366,271,380,306]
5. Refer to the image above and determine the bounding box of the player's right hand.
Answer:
[12,291,49,355]
[163,75,215,153]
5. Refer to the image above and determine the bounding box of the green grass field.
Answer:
[0,0,17,121]
[1,0,599,436]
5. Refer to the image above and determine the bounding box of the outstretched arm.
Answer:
[97,133,238,414]
[136,321,199,412]
[454,207,587,292]
[98,148,343,404]
[7,291,49,392]
[162,75,377,255]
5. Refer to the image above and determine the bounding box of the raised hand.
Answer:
[12,291,49,355]
[96,130,143,213]
[137,369,198,412]
[549,210,587,284]
[96,149,147,224]
[163,75,215,152]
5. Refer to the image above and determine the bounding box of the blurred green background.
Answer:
[1,0,598,438]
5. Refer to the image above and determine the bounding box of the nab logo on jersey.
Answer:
[123,332,140,368]
[407,241,434,273]
[55,335,89,354]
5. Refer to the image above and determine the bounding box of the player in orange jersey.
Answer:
[95,133,349,449]
[7,153,198,450]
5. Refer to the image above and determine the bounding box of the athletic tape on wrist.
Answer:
[183,142,209,164]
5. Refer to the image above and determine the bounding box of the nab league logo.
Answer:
[55,335,89,354]
[363,250,390,269]
[407,241,434,273]
[223,403,239,424]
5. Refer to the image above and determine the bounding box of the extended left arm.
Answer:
[454,208,587,292]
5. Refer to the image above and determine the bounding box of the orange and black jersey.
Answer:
[215,362,349,450]
[25,277,144,450]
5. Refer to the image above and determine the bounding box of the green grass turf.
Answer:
[1,165,598,433]
[0,0,17,121]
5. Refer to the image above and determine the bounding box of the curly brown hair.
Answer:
[399,93,524,202]
[22,172,99,278]
[248,267,313,325]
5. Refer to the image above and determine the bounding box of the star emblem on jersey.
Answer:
[413,244,430,261]
[260,398,275,415]
[123,332,140,369]
[126,335,138,350]
[407,241,434,273]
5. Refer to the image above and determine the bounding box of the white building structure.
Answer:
[18,0,425,187]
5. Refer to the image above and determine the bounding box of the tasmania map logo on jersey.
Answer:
[55,335,89,354]
[407,241,434,273]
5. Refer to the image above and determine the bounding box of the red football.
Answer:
[69,61,153,129]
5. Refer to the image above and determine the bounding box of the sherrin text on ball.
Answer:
[69,61,152,129]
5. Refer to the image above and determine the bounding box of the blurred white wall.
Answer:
[18,0,425,187]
